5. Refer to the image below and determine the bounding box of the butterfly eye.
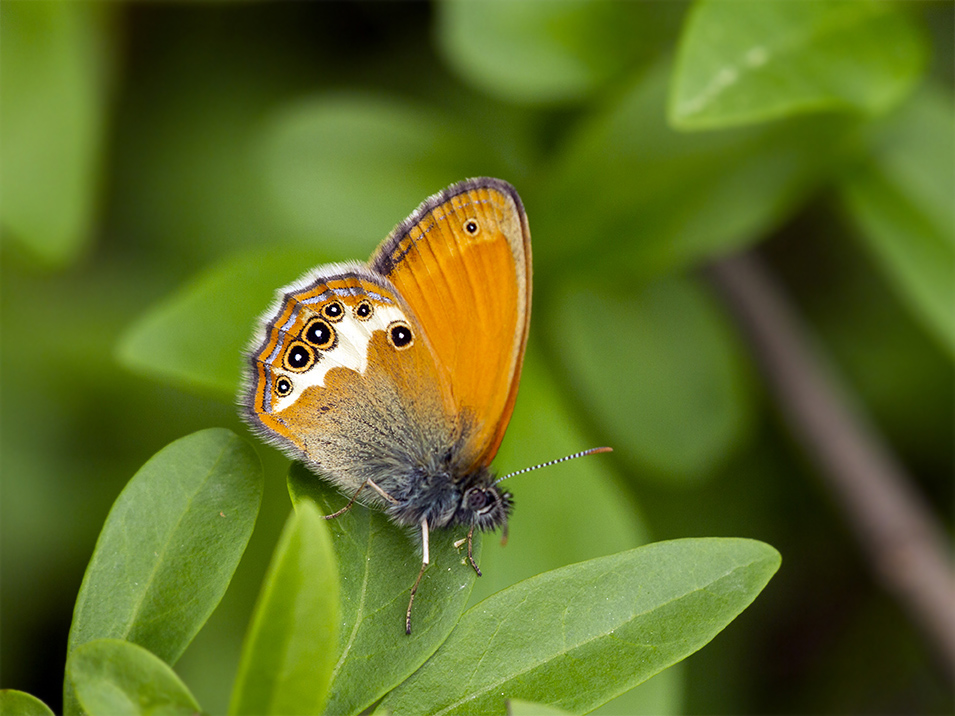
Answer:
[303,318,336,350]
[463,219,480,235]
[465,488,488,511]
[283,341,315,372]
[321,300,344,322]
[275,376,293,397]
[354,300,373,320]
[388,320,414,350]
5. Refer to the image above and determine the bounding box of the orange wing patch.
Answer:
[369,179,532,470]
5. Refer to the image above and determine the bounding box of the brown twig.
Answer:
[708,251,955,679]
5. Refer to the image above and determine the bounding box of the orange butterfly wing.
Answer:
[369,178,532,471]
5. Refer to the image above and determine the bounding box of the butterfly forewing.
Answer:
[369,178,532,471]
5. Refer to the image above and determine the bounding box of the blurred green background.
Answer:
[2,1,952,714]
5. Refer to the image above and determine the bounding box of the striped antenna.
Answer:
[493,447,613,486]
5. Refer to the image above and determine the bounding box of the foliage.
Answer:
[2,1,951,715]
[68,640,202,716]
[60,433,778,716]
[229,500,338,716]
[63,429,263,715]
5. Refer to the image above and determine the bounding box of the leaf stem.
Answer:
[708,251,955,680]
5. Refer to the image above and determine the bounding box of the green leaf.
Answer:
[229,500,339,716]
[476,349,681,716]
[0,1,114,266]
[65,429,262,716]
[117,248,328,399]
[670,0,927,129]
[536,60,856,280]
[0,690,55,716]
[380,538,780,716]
[436,0,685,105]
[507,700,572,716]
[287,466,480,716]
[547,276,751,482]
[259,96,507,255]
[839,83,955,357]
[67,639,201,716]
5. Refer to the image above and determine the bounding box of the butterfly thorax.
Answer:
[381,459,512,533]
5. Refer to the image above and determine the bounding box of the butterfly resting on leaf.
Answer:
[241,177,608,633]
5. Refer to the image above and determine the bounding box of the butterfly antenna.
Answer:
[493,447,613,486]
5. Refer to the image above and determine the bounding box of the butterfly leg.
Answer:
[406,517,430,635]
[452,525,482,575]
[324,478,398,520]
[465,524,481,576]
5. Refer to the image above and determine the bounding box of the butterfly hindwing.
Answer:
[242,262,454,498]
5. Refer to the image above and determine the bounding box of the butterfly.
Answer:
[241,177,607,632]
